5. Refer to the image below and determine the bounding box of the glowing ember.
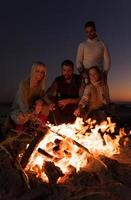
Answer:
[23,117,127,183]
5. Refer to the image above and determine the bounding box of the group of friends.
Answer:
[4,20,113,135]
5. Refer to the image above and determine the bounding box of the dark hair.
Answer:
[84,21,96,29]
[88,66,102,83]
[61,59,74,69]
[88,66,101,74]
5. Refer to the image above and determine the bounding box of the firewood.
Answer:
[20,128,49,168]
[43,161,63,184]
[38,148,54,159]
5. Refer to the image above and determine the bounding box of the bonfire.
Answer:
[1,117,131,200]
[20,117,130,184]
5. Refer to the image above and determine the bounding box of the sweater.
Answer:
[76,37,111,73]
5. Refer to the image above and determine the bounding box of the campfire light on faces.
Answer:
[23,117,127,183]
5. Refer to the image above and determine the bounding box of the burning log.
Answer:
[50,129,91,154]
[50,129,108,169]
[20,127,49,168]
[43,161,63,184]
[20,117,131,187]
[2,116,131,200]
[38,148,54,159]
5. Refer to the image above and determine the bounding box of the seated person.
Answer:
[31,99,48,129]
[3,61,49,136]
[74,66,111,122]
[16,99,48,133]
[45,59,85,124]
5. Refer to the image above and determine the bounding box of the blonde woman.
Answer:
[11,61,48,125]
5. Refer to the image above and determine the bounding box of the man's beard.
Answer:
[64,75,72,82]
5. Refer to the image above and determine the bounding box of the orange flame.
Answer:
[23,117,127,183]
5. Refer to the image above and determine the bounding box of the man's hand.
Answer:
[58,99,69,109]
[58,98,74,109]
[74,108,81,116]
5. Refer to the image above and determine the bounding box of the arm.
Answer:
[11,80,29,113]
[74,85,90,116]
[104,84,111,104]
[58,98,79,109]
[103,43,111,74]
[79,77,86,97]
[17,80,30,112]
[58,76,85,109]
[11,80,30,123]
[79,85,90,108]
[76,43,85,74]
[44,79,58,104]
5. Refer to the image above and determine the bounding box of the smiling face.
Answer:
[85,26,97,40]
[35,100,43,113]
[62,65,73,81]
[89,68,101,83]
[34,65,46,82]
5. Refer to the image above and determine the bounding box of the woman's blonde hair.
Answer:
[30,61,47,90]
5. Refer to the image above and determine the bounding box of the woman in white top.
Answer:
[74,66,110,121]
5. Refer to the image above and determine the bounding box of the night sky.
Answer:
[0,0,131,102]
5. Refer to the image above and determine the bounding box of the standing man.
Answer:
[45,59,85,124]
[76,21,111,83]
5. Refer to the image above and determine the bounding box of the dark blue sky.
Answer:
[0,0,131,102]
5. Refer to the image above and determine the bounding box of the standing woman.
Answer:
[11,61,48,125]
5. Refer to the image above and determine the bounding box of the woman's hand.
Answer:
[49,103,56,111]
[17,112,29,124]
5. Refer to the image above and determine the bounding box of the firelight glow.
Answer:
[23,117,127,183]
